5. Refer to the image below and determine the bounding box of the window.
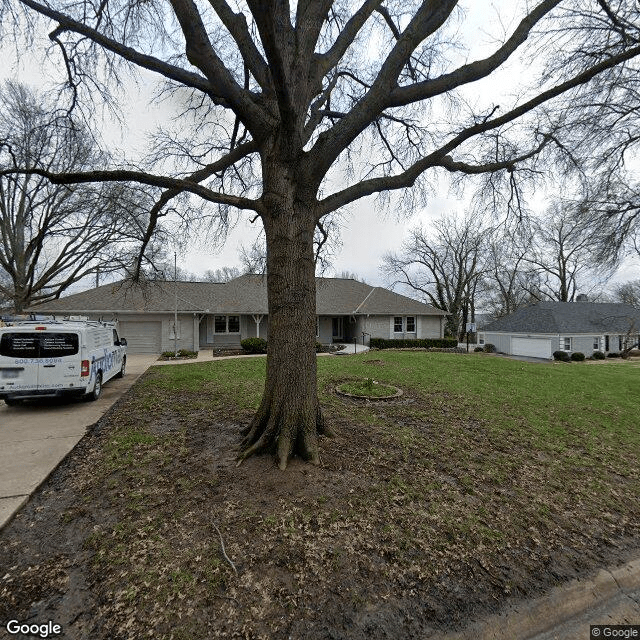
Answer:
[479,334,485,345]
[406,316,416,333]
[214,315,240,334]
[0,333,39,358]
[316,317,319,338]
[40,334,79,357]
[113,329,120,345]
[593,337,599,350]
[562,337,571,351]
[394,317,403,332]
[214,316,227,333]
[0,332,79,358]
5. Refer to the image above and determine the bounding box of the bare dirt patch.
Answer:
[1,364,640,639]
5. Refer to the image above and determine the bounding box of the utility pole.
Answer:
[174,252,178,357]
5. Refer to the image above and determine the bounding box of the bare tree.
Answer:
[202,266,242,282]
[482,231,537,319]
[337,271,367,284]
[614,279,640,307]
[383,215,489,340]
[0,81,151,312]
[3,1,640,467]
[523,206,612,302]
[566,179,640,265]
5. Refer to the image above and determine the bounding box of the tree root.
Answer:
[236,402,328,469]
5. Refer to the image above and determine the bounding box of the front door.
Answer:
[332,317,344,341]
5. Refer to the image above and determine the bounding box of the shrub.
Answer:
[570,351,585,361]
[607,352,621,358]
[483,343,496,353]
[241,337,267,354]
[369,338,458,350]
[592,350,605,360]
[553,350,570,362]
[474,346,484,352]
[316,342,324,353]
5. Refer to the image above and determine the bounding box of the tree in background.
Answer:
[202,267,242,283]
[0,82,150,312]
[522,206,612,302]
[382,215,489,340]
[3,2,640,467]
[482,231,537,319]
[614,280,640,307]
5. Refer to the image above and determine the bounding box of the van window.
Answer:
[40,333,79,357]
[0,333,39,358]
[0,332,79,358]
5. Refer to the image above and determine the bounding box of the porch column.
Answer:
[252,314,264,338]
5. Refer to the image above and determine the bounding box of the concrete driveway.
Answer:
[0,354,157,529]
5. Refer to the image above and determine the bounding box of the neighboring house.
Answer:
[29,275,447,354]
[480,301,640,359]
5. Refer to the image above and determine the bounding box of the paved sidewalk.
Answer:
[153,343,370,366]
[0,354,156,529]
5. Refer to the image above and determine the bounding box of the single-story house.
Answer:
[29,275,448,354]
[480,301,640,359]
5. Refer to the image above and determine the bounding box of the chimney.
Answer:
[576,293,589,302]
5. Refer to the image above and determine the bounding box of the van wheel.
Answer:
[116,356,126,379]
[89,373,102,401]
[4,398,21,407]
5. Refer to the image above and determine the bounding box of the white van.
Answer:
[0,318,127,406]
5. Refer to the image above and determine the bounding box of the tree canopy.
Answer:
[2,0,640,467]
[0,81,152,312]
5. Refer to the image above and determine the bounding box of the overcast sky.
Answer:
[1,3,638,292]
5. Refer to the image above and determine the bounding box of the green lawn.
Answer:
[3,351,639,639]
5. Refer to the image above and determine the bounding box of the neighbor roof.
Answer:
[483,301,640,334]
[30,274,446,317]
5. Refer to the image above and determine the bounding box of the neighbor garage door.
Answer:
[511,337,552,359]
[119,321,162,354]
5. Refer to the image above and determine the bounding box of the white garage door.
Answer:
[512,337,552,359]
[119,321,162,354]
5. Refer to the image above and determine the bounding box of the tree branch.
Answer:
[168,0,269,135]
[387,0,563,108]
[311,0,458,176]
[18,0,215,99]
[318,39,640,216]
[0,167,261,212]
[205,0,271,90]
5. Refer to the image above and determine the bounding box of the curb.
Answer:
[433,557,640,640]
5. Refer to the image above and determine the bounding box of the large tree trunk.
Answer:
[238,184,329,470]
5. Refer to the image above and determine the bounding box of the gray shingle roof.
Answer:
[483,302,640,334]
[30,275,446,317]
